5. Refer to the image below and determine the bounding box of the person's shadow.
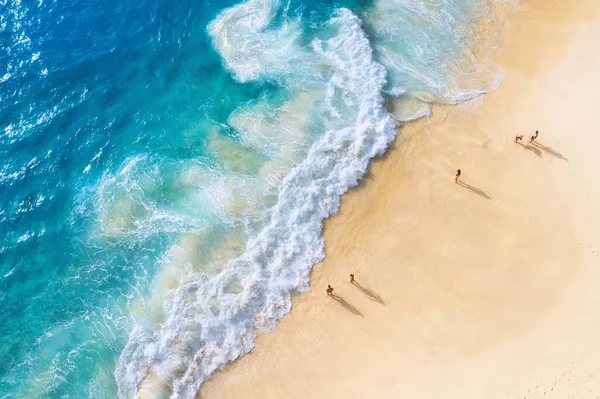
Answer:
[330,294,363,316]
[456,181,491,200]
[517,141,543,158]
[532,141,568,161]
[351,281,385,305]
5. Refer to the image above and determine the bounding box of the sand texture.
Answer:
[200,1,600,397]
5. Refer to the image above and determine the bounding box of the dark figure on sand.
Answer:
[349,274,355,284]
[326,285,334,296]
[455,169,461,183]
[514,134,524,143]
[529,130,539,143]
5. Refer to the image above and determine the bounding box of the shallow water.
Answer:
[0,0,515,397]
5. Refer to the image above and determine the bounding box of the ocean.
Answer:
[0,0,516,397]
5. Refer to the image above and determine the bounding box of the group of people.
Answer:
[514,130,539,144]
[454,130,540,184]
[326,273,356,296]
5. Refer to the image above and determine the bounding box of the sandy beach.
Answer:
[200,0,600,398]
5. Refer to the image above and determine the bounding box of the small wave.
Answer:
[364,0,516,109]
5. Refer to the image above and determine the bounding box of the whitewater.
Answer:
[0,0,516,397]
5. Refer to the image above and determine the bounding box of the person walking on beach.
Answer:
[455,169,461,183]
[326,285,334,296]
[349,273,355,284]
[514,134,524,143]
[529,130,539,143]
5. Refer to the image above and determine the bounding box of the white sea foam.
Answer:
[115,9,397,398]
[94,154,235,243]
[207,0,308,83]
[363,0,514,110]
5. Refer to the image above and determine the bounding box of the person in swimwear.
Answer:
[529,130,539,143]
[514,134,524,143]
[455,169,461,183]
[349,273,355,284]
[326,285,334,296]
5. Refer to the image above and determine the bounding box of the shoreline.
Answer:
[200,1,600,398]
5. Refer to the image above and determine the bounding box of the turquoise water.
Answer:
[0,0,515,397]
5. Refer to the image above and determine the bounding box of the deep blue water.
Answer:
[0,0,514,397]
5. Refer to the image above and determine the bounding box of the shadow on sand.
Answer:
[330,294,363,316]
[457,181,491,200]
[517,141,543,158]
[532,141,568,161]
[351,281,385,305]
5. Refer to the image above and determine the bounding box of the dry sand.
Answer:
[200,1,600,398]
